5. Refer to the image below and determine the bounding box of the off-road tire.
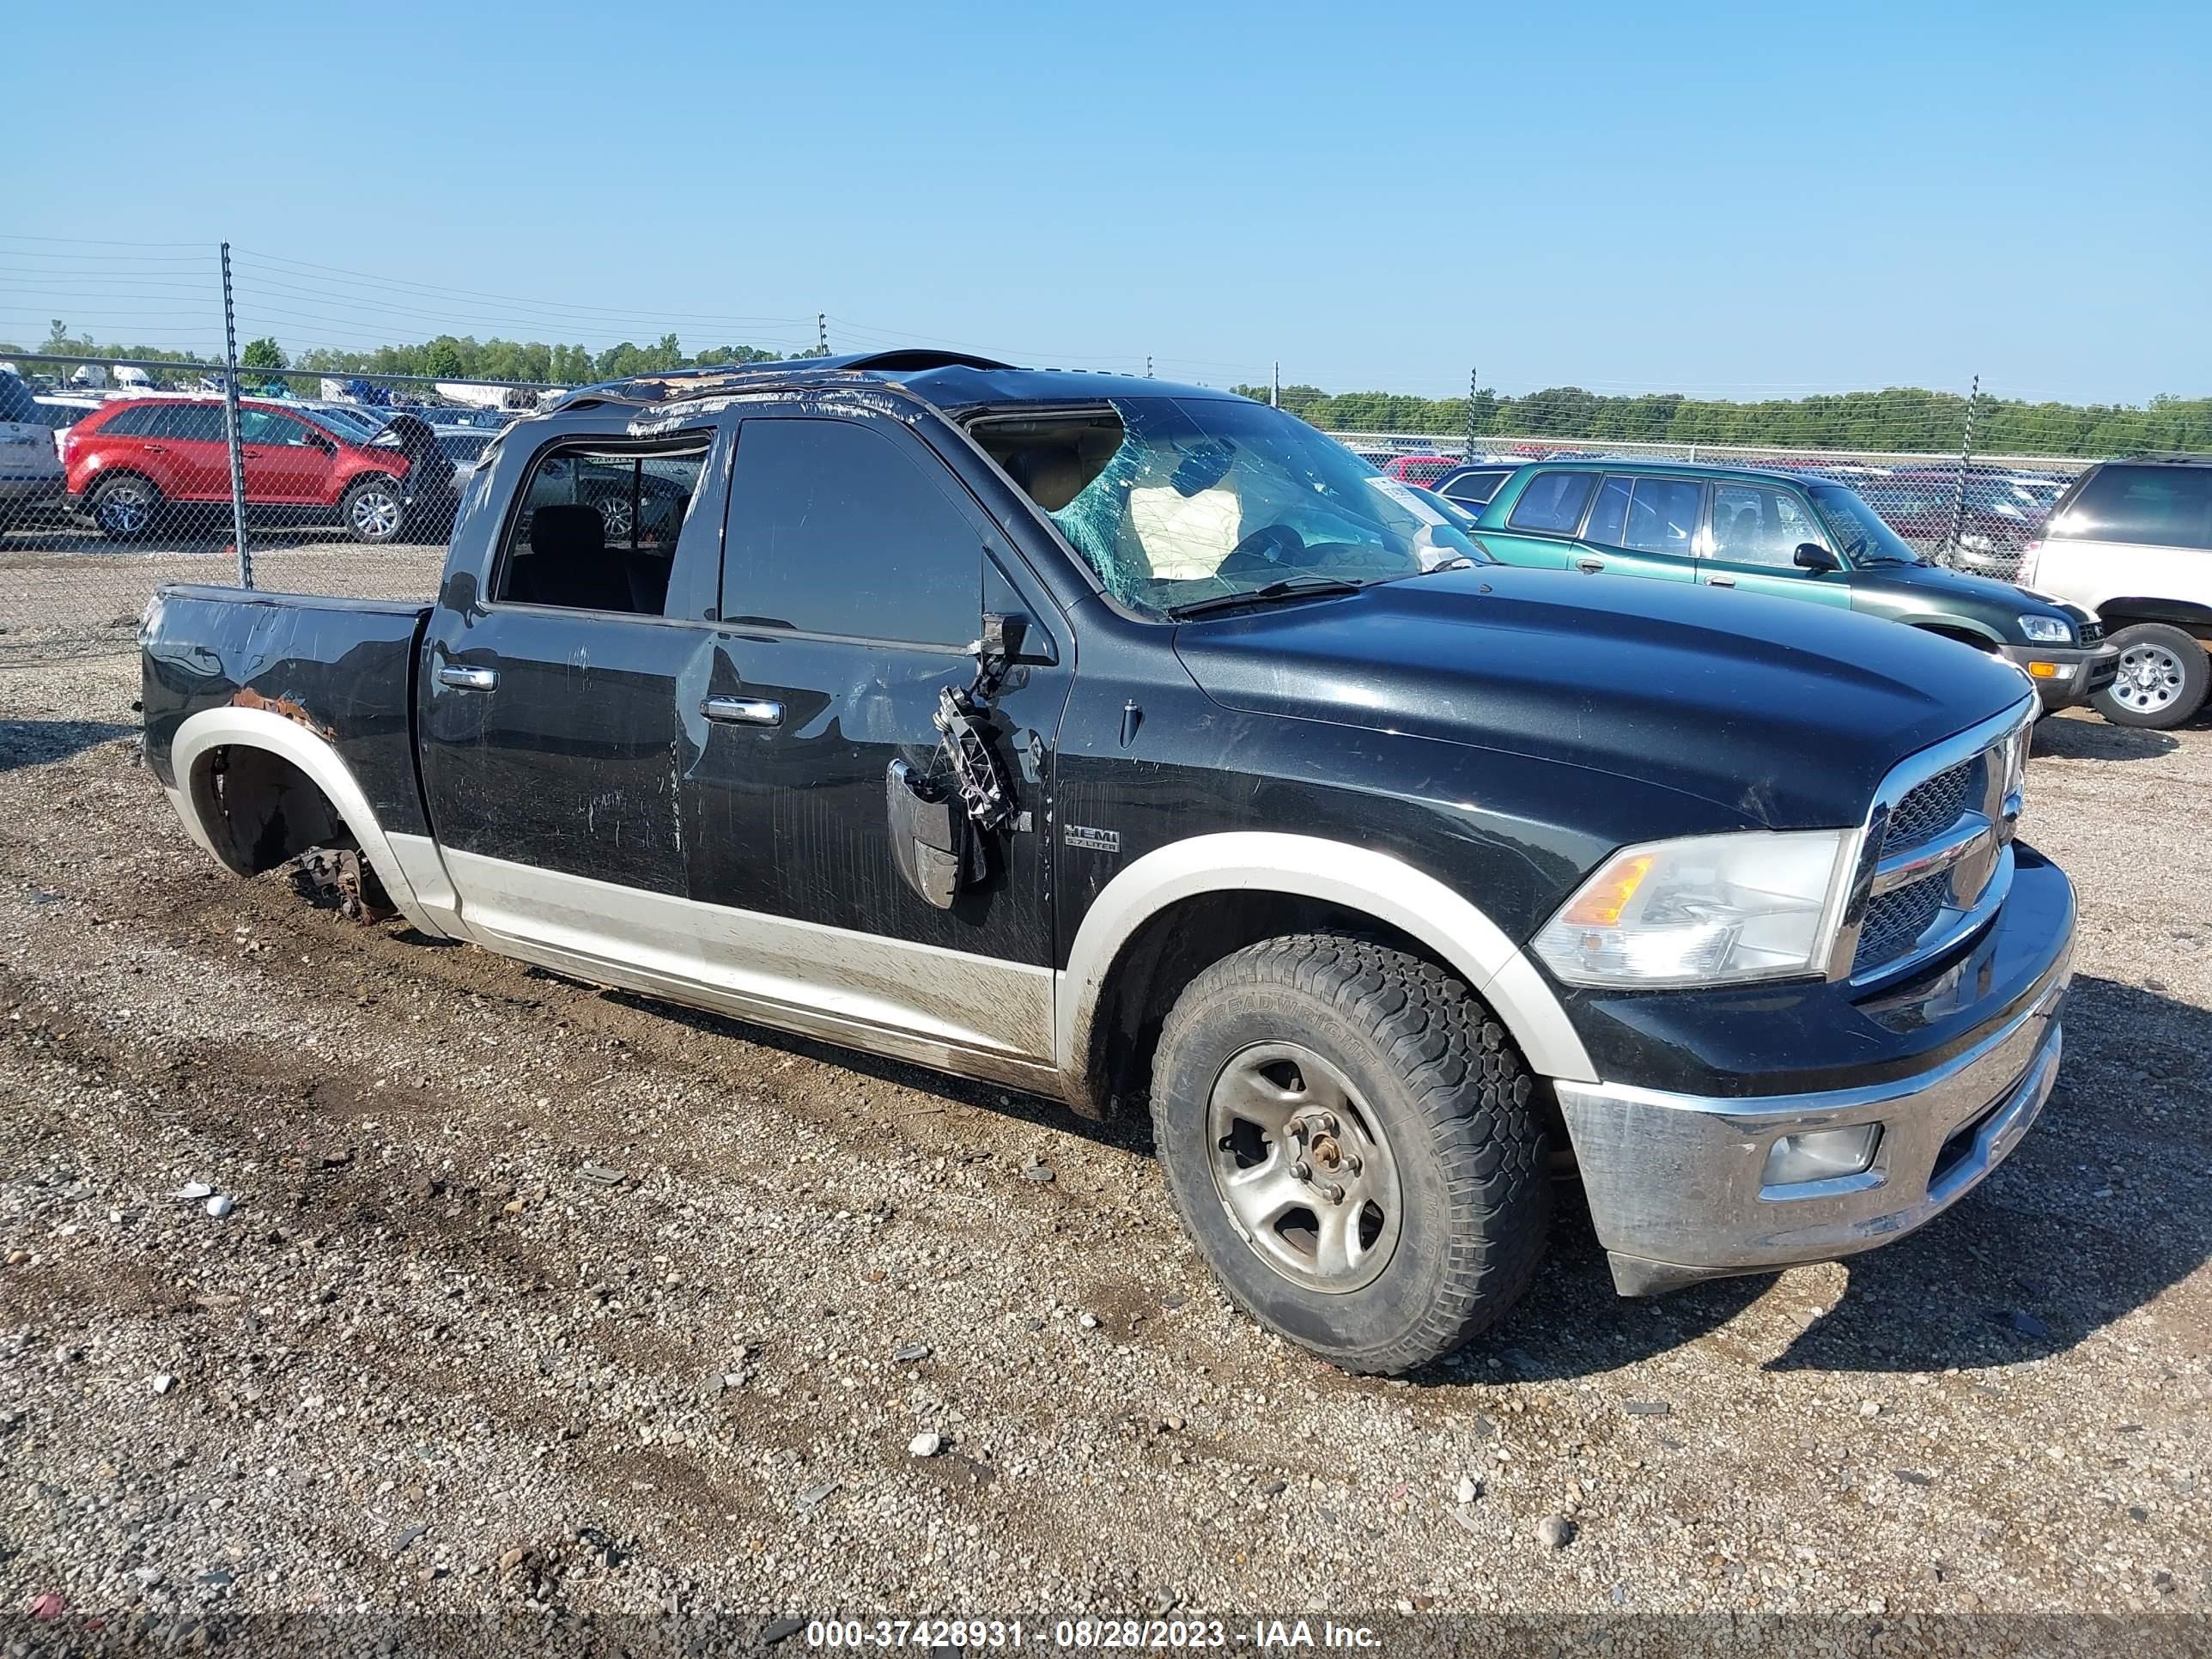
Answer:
[2092,623,2210,730]
[1151,933,1551,1374]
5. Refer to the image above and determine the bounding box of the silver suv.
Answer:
[2021,456,2212,728]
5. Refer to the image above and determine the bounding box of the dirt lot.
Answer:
[0,641,2206,1635]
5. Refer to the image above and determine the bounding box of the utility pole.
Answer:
[1948,373,1980,559]
[1271,362,1279,409]
[219,242,251,588]
[1463,365,1480,461]
[817,313,828,356]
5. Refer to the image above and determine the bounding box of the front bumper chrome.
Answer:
[1556,951,2070,1296]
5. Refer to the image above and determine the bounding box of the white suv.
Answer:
[2022,457,2212,728]
[0,370,67,532]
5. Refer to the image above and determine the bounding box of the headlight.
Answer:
[2018,614,2073,645]
[1533,829,1853,988]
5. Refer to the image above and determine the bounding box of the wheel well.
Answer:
[1084,890,1443,1117]
[1914,623,1997,652]
[191,743,353,876]
[345,471,404,497]
[88,467,158,495]
[2094,601,2212,643]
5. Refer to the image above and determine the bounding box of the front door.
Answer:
[237,407,335,505]
[417,427,720,975]
[1697,480,1850,605]
[684,409,1067,1069]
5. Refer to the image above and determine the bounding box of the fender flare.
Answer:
[1902,616,2004,649]
[167,706,457,939]
[1055,831,1596,1087]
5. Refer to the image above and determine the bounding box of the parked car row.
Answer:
[143,351,2081,1375]
[1425,452,2212,731]
[0,369,526,544]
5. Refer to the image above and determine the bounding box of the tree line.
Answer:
[1231,380,2212,459]
[5,322,828,391]
[9,320,2203,458]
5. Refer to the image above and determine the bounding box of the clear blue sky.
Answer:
[12,0,2209,404]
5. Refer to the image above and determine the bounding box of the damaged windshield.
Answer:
[982,397,1479,618]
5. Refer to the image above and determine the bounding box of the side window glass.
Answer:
[169,404,228,443]
[722,417,980,646]
[495,441,708,614]
[2062,467,2212,550]
[1623,478,1702,558]
[240,409,314,447]
[1709,484,1826,568]
[1583,476,1632,547]
[1505,471,1596,534]
[102,406,156,437]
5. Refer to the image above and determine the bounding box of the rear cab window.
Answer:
[495,438,710,615]
[2057,465,2212,550]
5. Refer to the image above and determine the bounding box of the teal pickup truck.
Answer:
[1455,459,2119,714]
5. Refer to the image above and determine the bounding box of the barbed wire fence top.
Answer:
[7,233,2205,668]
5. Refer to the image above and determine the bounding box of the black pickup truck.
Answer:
[142,352,2075,1375]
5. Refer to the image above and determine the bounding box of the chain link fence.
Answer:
[7,235,2189,668]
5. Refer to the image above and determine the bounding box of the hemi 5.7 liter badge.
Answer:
[1063,824,1121,854]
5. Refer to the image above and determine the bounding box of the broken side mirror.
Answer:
[887,758,967,910]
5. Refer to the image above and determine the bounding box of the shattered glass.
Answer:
[1045,397,1478,617]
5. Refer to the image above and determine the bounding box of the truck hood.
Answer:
[1171,565,2032,830]
[1845,558,2085,633]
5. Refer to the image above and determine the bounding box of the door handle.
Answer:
[1706,574,1737,587]
[437,665,499,691]
[1575,556,1606,574]
[702,695,783,727]
[142,444,167,453]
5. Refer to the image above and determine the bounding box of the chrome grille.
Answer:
[1843,704,2030,982]
[1884,757,1978,854]
[1857,880,1948,968]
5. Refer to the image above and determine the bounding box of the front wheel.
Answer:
[2092,623,2209,729]
[1150,933,1552,1374]
[341,475,406,544]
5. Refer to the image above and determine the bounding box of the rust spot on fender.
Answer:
[229,686,337,742]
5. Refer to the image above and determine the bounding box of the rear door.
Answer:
[1696,479,1849,605]
[417,424,723,975]
[1571,473,1699,583]
[154,403,234,501]
[681,407,1066,1068]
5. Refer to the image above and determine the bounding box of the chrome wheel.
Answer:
[1206,1042,1402,1294]
[349,485,401,541]
[2112,641,2187,714]
[590,493,634,542]
[96,480,153,535]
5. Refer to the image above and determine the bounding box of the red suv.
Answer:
[1380,453,1460,488]
[62,398,414,544]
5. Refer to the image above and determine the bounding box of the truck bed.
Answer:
[141,584,434,837]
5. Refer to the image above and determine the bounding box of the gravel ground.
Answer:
[0,649,2206,1639]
